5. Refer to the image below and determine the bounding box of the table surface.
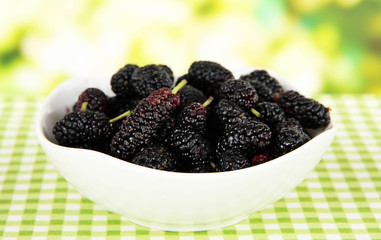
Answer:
[0,94,380,240]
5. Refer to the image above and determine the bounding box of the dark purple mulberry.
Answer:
[240,70,283,94]
[275,127,310,156]
[176,98,213,134]
[166,128,210,169]
[130,64,173,99]
[53,110,114,148]
[255,102,285,126]
[156,115,177,142]
[276,118,304,132]
[216,150,250,172]
[245,80,274,102]
[72,88,108,113]
[158,64,174,81]
[131,145,178,171]
[188,61,233,96]
[218,80,259,109]
[110,64,139,98]
[216,120,272,158]
[277,90,331,129]
[110,88,181,161]
[177,85,207,109]
[213,99,255,128]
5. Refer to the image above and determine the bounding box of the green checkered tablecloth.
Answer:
[0,95,380,239]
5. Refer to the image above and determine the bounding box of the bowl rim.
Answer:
[36,67,337,178]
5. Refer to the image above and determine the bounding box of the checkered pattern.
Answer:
[0,95,380,239]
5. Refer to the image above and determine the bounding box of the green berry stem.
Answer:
[80,102,88,111]
[109,110,131,123]
[210,161,216,169]
[172,79,188,94]
[202,96,214,108]
[251,108,261,118]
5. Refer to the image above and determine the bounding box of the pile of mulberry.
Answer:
[52,61,332,173]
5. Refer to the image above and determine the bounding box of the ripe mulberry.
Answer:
[177,85,207,109]
[213,99,255,128]
[130,64,173,99]
[131,145,178,171]
[176,97,213,134]
[72,88,108,113]
[216,150,250,172]
[216,120,272,158]
[245,80,274,102]
[255,102,285,126]
[276,118,303,132]
[277,90,331,129]
[110,82,186,161]
[166,128,210,169]
[187,61,233,96]
[240,70,283,94]
[53,110,114,149]
[218,80,259,109]
[110,64,139,98]
[158,64,174,81]
[275,127,310,156]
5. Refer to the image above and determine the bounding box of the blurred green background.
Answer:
[1,0,380,97]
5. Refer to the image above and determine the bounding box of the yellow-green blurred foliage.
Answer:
[1,0,380,96]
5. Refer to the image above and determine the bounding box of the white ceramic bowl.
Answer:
[36,68,336,232]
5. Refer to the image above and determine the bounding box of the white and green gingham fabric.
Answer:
[0,95,380,239]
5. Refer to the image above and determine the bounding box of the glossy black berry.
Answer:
[275,127,310,156]
[256,102,285,126]
[277,90,331,129]
[240,70,283,94]
[216,120,272,158]
[176,101,209,134]
[110,64,139,98]
[158,64,174,81]
[177,85,207,109]
[53,110,113,148]
[110,88,180,161]
[166,128,210,168]
[245,80,274,102]
[130,64,173,99]
[72,88,108,113]
[131,145,177,171]
[218,80,258,109]
[213,99,255,128]
[216,150,250,172]
[188,61,233,96]
[276,118,303,133]
[156,115,177,142]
